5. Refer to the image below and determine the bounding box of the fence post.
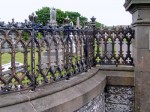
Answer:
[29,13,37,91]
[63,16,71,80]
[84,20,89,70]
[90,17,96,66]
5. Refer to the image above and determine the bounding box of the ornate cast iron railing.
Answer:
[0,17,95,94]
[94,27,134,66]
[0,16,134,94]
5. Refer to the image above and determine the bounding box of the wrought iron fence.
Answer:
[0,16,134,94]
[94,27,134,66]
[0,17,95,94]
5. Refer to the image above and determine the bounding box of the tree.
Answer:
[56,9,66,25]
[35,7,103,27]
[35,7,50,25]
[95,21,104,28]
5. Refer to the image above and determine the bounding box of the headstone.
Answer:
[70,32,76,54]
[2,42,11,52]
[107,40,112,58]
[41,50,48,69]
[50,43,56,66]
[11,33,15,45]
[50,7,57,26]
[17,42,23,51]
[2,62,23,76]
[70,21,74,27]
[41,38,64,68]
[76,17,81,28]
[1,32,21,52]
[41,7,62,68]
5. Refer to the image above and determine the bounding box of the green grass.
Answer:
[2,53,11,64]
[27,50,39,71]
[2,40,117,87]
[2,50,38,67]
[1,50,80,86]
[1,50,40,86]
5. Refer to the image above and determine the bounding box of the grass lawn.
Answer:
[2,53,11,64]
[2,50,38,65]
[1,50,73,86]
[1,50,40,85]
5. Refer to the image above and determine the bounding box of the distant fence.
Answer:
[0,17,134,94]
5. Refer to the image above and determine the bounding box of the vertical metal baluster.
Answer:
[64,16,70,80]
[96,32,100,65]
[29,13,36,91]
[111,31,115,65]
[90,17,96,66]
[84,28,88,70]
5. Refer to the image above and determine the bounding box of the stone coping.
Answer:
[0,66,134,112]
[124,0,150,11]
[132,20,150,26]
[0,67,100,108]
[98,65,134,71]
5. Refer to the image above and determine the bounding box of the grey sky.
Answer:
[0,0,131,26]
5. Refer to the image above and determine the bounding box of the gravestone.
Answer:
[2,62,23,76]
[41,40,64,68]
[107,39,112,58]
[50,42,57,66]
[50,7,57,26]
[0,32,23,52]
[76,17,81,28]
[41,7,63,68]
[70,32,76,54]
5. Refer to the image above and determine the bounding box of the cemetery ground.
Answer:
[1,50,79,87]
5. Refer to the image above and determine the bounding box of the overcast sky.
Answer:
[0,0,131,26]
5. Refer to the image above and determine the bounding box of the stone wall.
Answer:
[75,86,134,112]
[75,92,105,112]
[105,86,134,112]
[0,67,134,112]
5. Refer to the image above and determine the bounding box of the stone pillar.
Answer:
[124,0,150,112]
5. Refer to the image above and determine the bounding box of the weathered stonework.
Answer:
[0,67,134,112]
[105,86,134,112]
[75,86,134,112]
[75,92,105,112]
[124,0,150,111]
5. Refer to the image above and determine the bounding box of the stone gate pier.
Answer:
[124,0,150,112]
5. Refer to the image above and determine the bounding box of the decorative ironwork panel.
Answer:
[0,20,93,94]
[95,27,134,66]
[0,17,134,94]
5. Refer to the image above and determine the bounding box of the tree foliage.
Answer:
[35,7,103,27]
[95,21,104,28]
[35,7,50,25]
[56,9,66,25]
[65,11,87,26]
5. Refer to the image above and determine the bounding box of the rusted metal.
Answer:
[0,17,134,94]
[94,26,134,66]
